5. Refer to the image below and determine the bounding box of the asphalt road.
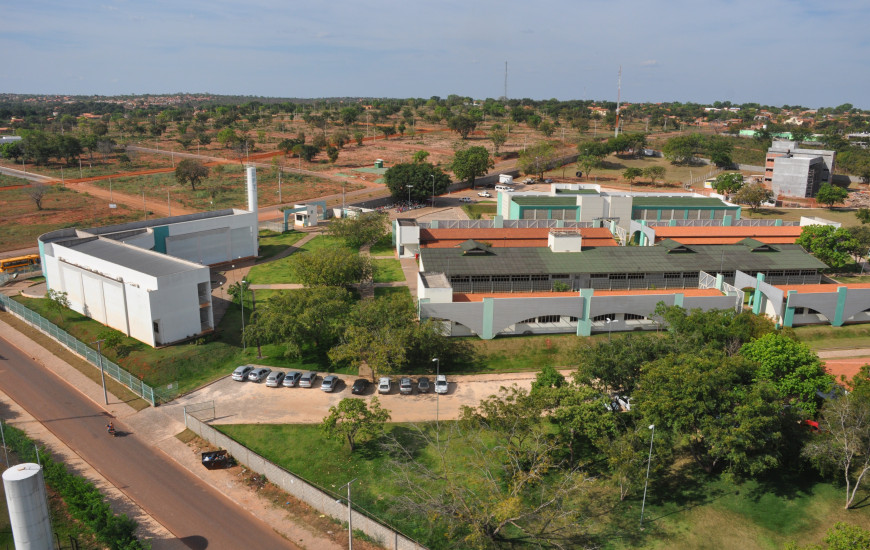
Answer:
[0,335,297,550]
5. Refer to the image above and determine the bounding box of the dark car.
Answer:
[417,377,431,393]
[282,371,303,387]
[351,379,369,395]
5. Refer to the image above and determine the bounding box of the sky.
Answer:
[2,0,869,109]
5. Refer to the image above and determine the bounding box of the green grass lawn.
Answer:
[453,332,581,374]
[369,235,395,256]
[372,259,404,283]
[246,235,357,284]
[793,323,870,351]
[256,229,306,261]
[462,203,497,219]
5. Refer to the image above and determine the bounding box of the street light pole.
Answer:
[640,424,655,529]
[606,317,614,342]
[432,357,440,429]
[240,278,246,351]
[339,478,358,550]
[430,174,436,208]
[92,339,109,405]
[406,184,413,206]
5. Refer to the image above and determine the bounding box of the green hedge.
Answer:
[3,423,147,550]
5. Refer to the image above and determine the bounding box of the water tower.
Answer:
[3,463,53,549]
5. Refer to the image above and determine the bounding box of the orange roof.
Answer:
[777,283,870,294]
[654,225,802,245]
[453,288,723,302]
[421,227,617,248]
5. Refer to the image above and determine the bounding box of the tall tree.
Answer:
[451,146,494,189]
[447,114,478,139]
[796,224,860,269]
[734,182,774,211]
[815,183,849,208]
[174,159,209,191]
[383,162,451,202]
[518,141,557,180]
[290,247,372,287]
[321,397,390,451]
[327,212,388,249]
[489,125,507,156]
[712,172,744,195]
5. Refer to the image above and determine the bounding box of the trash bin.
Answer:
[201,450,229,470]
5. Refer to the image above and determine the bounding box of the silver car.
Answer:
[247,367,272,383]
[299,371,318,388]
[265,371,286,387]
[231,365,253,381]
[321,375,339,392]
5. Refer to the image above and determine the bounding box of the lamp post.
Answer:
[239,278,246,351]
[406,184,413,207]
[640,424,655,529]
[605,317,614,342]
[430,174,436,208]
[432,357,440,428]
[339,478,358,550]
[92,339,109,405]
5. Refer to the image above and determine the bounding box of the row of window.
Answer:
[592,313,647,321]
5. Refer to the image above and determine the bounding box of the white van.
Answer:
[495,185,514,192]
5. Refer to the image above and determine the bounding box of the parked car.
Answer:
[231,365,254,381]
[321,375,339,392]
[459,197,472,203]
[399,377,414,395]
[282,371,303,387]
[435,374,448,394]
[351,379,369,395]
[247,367,272,383]
[378,377,391,394]
[417,376,431,393]
[544,178,553,183]
[265,370,286,387]
[477,191,491,197]
[299,371,318,388]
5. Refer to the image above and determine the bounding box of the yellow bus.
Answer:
[0,254,41,273]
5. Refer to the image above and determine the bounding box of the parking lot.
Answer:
[169,370,557,425]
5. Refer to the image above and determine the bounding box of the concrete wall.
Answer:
[184,414,425,550]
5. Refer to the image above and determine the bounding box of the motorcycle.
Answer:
[106,424,116,437]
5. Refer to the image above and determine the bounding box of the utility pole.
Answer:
[92,339,109,405]
[614,65,622,138]
[167,191,171,216]
[339,479,358,550]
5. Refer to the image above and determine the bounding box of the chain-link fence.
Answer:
[184,409,426,550]
[0,264,43,287]
[0,295,156,406]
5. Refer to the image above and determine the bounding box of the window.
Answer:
[793,307,805,315]
[767,271,784,277]
[538,315,560,323]
[624,313,645,320]
[784,270,801,277]
[593,314,617,322]
[521,317,536,324]
[153,321,160,334]
[591,273,608,279]
[628,273,644,280]
[609,274,627,280]
[569,316,579,322]
[531,275,549,281]
[664,272,682,279]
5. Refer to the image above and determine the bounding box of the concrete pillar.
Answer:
[493,215,503,228]
[481,298,495,339]
[576,289,593,337]
[715,273,724,290]
[673,293,684,308]
[752,273,766,315]
[723,215,733,226]
[782,290,796,328]
[833,286,848,327]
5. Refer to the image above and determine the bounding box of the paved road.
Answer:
[0,165,56,183]
[0,335,297,550]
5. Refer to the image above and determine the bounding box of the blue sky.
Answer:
[2,0,868,108]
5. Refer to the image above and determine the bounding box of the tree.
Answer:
[244,287,353,358]
[575,333,677,396]
[451,146,493,189]
[215,127,239,148]
[816,183,849,208]
[740,333,832,416]
[847,225,870,260]
[489,125,507,156]
[321,397,390,451]
[662,134,703,165]
[174,159,209,191]
[706,135,734,167]
[327,212,388,249]
[353,131,364,146]
[803,391,870,509]
[643,165,666,185]
[412,150,429,164]
[26,184,48,210]
[46,289,71,324]
[290,247,371,287]
[326,145,339,164]
[637,351,790,475]
[796,225,861,270]
[734,182,774,211]
[383,162,451,202]
[712,172,744,195]
[518,141,557,180]
[379,124,396,140]
[856,208,870,224]
[539,120,555,137]
[447,114,477,139]
[622,167,643,184]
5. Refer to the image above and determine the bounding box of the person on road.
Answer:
[106,422,115,436]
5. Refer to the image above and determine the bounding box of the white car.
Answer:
[378,377,391,394]
[435,374,448,394]
[477,191,491,197]
[459,197,473,203]
[231,365,254,381]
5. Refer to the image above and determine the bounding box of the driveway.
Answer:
[167,370,560,425]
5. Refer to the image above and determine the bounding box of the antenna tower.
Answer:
[504,61,508,101]
[614,65,622,138]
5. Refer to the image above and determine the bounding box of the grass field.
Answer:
[246,235,356,284]
[462,202,498,219]
[256,229,306,261]
[369,235,395,256]
[219,422,870,550]
[374,286,411,299]
[372,259,404,283]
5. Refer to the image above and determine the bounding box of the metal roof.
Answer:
[631,196,735,208]
[63,238,203,278]
[421,242,827,276]
[511,196,579,206]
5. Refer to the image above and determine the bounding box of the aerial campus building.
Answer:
[395,186,870,339]
[764,141,836,199]
[38,167,261,347]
